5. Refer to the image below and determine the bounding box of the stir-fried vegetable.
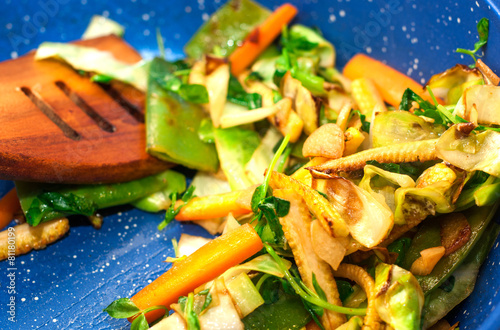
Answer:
[5,1,500,329]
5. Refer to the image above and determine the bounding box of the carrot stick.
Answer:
[130,223,263,323]
[229,3,298,75]
[175,190,252,220]
[0,188,21,230]
[343,54,441,107]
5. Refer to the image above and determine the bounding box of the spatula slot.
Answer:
[19,86,81,141]
[97,83,145,123]
[55,80,116,133]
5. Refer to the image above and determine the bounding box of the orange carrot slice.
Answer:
[175,190,252,221]
[229,3,298,75]
[0,188,21,230]
[130,223,263,323]
[343,54,440,107]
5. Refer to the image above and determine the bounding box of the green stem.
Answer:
[256,273,272,291]
[264,244,367,316]
[261,134,291,197]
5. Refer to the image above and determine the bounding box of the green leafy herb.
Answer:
[103,297,169,330]
[178,84,209,104]
[157,185,196,230]
[201,292,212,312]
[336,280,354,303]
[186,293,201,330]
[27,192,97,226]
[272,90,283,104]
[366,160,421,179]
[103,298,141,318]
[259,276,282,304]
[456,18,489,62]
[264,244,367,316]
[227,75,262,109]
[131,314,148,330]
[246,71,265,82]
[90,74,113,84]
[351,110,371,133]
[387,237,412,267]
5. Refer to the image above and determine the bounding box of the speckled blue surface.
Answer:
[1,0,500,329]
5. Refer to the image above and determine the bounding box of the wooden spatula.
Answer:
[0,35,170,184]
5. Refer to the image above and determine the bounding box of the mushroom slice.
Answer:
[274,188,346,329]
[440,213,471,257]
[302,123,345,158]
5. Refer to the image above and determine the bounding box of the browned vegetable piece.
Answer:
[476,59,500,86]
[309,139,439,178]
[302,123,345,159]
[274,188,345,329]
[410,246,446,276]
[281,72,318,135]
[440,213,471,257]
[317,177,393,248]
[269,171,349,238]
[0,218,69,260]
[245,79,304,142]
[310,220,346,271]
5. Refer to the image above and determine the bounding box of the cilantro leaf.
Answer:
[227,75,262,109]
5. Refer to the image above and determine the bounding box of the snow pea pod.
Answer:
[146,58,219,172]
[242,290,311,330]
[402,203,499,293]
[184,0,270,59]
[422,218,500,328]
[16,170,183,226]
[131,171,186,213]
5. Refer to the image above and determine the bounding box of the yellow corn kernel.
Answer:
[343,127,365,156]
[351,77,387,118]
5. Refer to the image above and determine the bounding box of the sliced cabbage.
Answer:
[206,63,230,128]
[425,64,483,105]
[436,124,500,177]
[317,177,394,248]
[374,263,424,330]
[82,15,124,40]
[453,85,500,125]
[393,163,461,224]
[245,127,283,185]
[371,111,445,148]
[35,42,148,91]
[214,127,260,190]
[358,164,416,211]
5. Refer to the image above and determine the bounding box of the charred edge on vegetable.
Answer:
[206,55,229,75]
[454,123,476,138]
[55,81,116,132]
[246,28,261,44]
